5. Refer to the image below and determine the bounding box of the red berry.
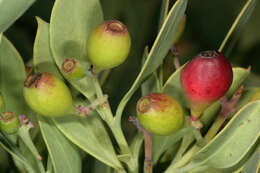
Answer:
[181,50,233,117]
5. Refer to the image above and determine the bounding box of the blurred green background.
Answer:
[2,0,260,171]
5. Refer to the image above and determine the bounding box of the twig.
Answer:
[129,117,153,173]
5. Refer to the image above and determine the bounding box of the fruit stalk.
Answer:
[129,116,153,173]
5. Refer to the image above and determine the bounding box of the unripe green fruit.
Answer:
[0,112,20,134]
[136,93,184,136]
[87,20,131,69]
[62,58,85,79]
[23,72,74,117]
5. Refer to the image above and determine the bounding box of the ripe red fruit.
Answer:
[181,50,233,118]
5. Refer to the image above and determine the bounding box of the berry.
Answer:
[23,72,74,117]
[62,58,85,79]
[87,20,131,69]
[136,93,184,136]
[0,112,20,134]
[181,50,233,118]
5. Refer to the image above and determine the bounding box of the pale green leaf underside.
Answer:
[0,0,35,32]
[192,101,260,169]
[38,116,82,173]
[0,36,30,115]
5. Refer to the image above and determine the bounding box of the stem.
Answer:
[89,69,137,173]
[205,86,243,143]
[18,126,45,173]
[100,69,111,86]
[129,117,153,173]
[204,116,225,143]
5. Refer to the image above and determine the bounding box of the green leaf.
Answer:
[130,131,143,169]
[33,18,124,171]
[141,73,160,96]
[226,67,251,98]
[218,0,257,53]
[53,113,124,170]
[33,17,61,78]
[0,36,29,115]
[190,101,260,170]
[38,116,81,173]
[0,132,36,173]
[115,0,188,122]
[0,0,35,32]
[152,127,192,165]
[242,144,260,173]
[162,65,187,106]
[49,0,103,101]
[18,126,45,173]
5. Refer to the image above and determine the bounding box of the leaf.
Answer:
[0,132,35,173]
[49,0,103,101]
[0,0,35,32]
[130,131,143,169]
[38,116,81,173]
[0,36,30,115]
[115,0,188,122]
[218,0,257,53]
[190,101,260,170]
[34,18,124,170]
[33,17,61,78]
[53,114,124,170]
[162,65,187,106]
[152,127,192,165]
[226,67,251,98]
[242,144,260,173]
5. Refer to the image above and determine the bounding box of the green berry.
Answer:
[87,20,131,69]
[136,93,184,136]
[0,112,20,134]
[62,58,85,79]
[23,72,74,117]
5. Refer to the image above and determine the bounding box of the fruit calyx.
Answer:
[199,50,218,58]
[62,58,78,74]
[24,72,43,88]
[0,112,16,123]
[105,20,127,35]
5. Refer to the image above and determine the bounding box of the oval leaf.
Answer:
[191,101,260,169]
[38,116,81,173]
[0,36,30,115]
[0,0,35,32]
